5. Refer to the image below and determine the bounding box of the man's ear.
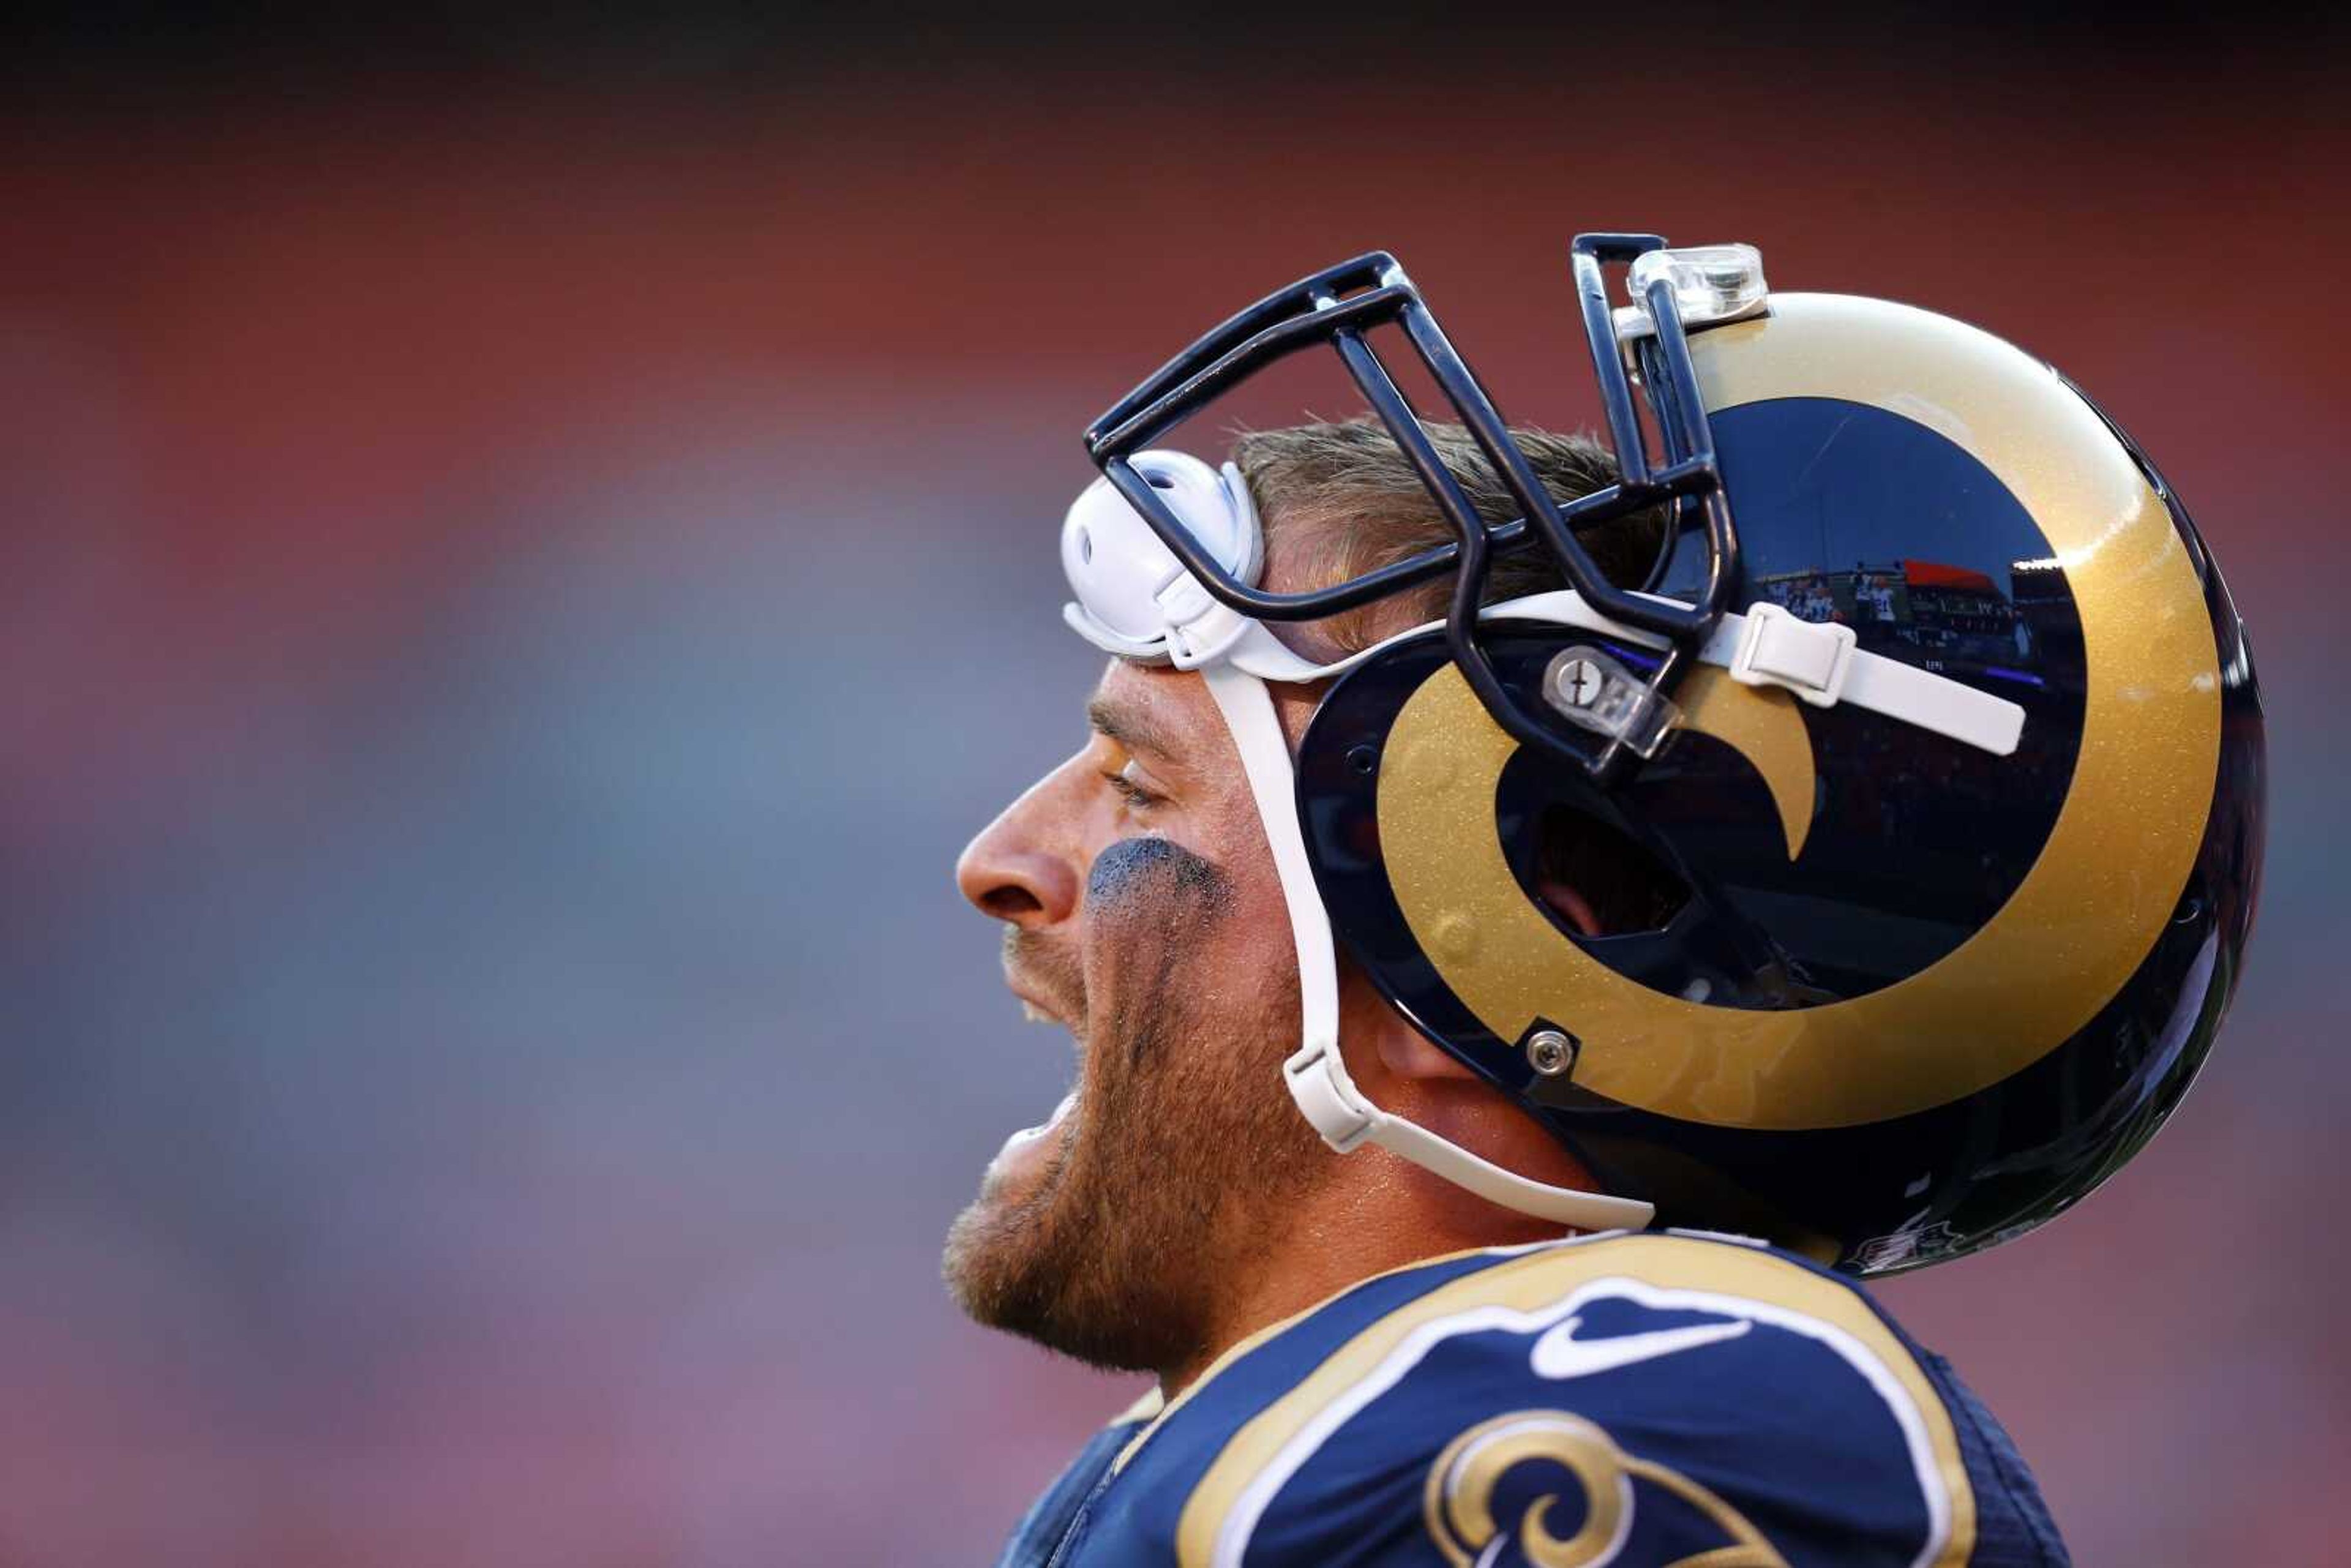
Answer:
[1336,967,1481,1091]
[1331,958,1602,1215]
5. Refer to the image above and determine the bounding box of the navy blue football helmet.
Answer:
[1061,234,2263,1273]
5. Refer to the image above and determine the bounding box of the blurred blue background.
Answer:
[1,7,2345,1562]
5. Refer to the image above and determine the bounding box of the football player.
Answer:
[946,237,2263,1566]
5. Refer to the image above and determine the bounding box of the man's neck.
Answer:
[1157,1159,1573,1397]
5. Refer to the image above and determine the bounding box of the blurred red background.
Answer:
[1,9,2344,1564]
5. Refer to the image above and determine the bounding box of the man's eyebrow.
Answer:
[1087,695,1182,761]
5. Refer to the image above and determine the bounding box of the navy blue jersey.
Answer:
[994,1232,2067,1567]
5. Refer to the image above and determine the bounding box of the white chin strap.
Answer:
[1059,449,2027,1235]
[1196,661,1657,1232]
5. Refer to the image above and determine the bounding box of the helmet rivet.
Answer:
[1552,656,1607,710]
[1346,744,1379,776]
[1526,1029,1576,1077]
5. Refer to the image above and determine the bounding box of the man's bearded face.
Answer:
[944,662,1328,1374]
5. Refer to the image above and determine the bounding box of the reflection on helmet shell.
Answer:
[1295,296,2263,1274]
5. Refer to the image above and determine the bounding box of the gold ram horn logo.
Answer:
[1367,292,2224,1133]
[1672,667,1815,861]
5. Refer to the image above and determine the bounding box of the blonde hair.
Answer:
[1231,417,1665,654]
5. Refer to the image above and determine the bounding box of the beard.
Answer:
[942,836,1327,1375]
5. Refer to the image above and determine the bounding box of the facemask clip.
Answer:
[1542,645,1681,759]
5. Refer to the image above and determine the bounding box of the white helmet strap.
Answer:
[1199,661,1657,1232]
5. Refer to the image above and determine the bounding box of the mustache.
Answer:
[1002,925,1088,1032]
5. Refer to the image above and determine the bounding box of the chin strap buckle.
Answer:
[1283,1038,1659,1233]
[1283,1041,1379,1153]
[1728,601,1858,708]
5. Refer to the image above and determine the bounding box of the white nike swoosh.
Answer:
[1529,1313,1753,1379]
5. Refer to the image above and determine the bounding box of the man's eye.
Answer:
[1103,770,1161,810]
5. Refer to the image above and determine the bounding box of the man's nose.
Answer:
[955,784,1082,929]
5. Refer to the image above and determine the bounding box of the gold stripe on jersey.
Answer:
[1113,1240,1567,1477]
[1173,1235,1974,1568]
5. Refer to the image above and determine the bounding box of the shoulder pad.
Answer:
[1173,1232,1978,1568]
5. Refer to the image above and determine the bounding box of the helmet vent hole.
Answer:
[1077,526,1092,564]
[1147,473,1176,490]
